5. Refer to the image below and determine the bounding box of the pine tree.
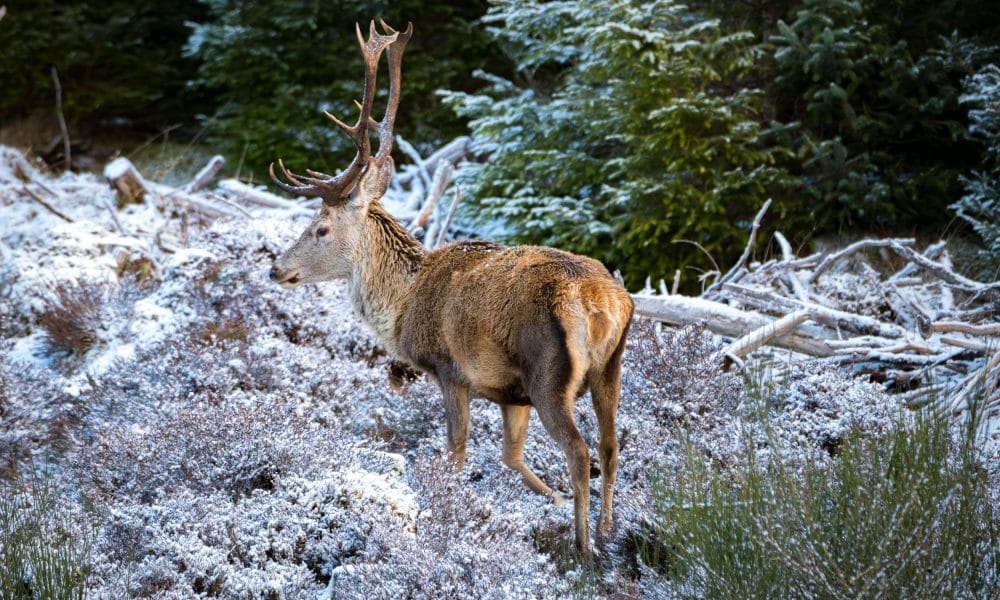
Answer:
[442,0,790,287]
[954,63,1000,274]
[0,1,208,131]
[769,0,994,230]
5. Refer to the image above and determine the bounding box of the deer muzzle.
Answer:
[269,264,301,288]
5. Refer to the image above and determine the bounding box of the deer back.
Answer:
[397,241,634,398]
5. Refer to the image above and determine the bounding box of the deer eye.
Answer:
[316,227,329,238]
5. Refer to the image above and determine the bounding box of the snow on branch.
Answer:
[635,226,1000,416]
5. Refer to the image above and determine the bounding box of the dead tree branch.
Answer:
[22,186,73,222]
[50,66,71,171]
[706,198,771,294]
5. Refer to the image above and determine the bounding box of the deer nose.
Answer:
[269,265,280,282]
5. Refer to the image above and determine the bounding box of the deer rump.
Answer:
[397,240,633,407]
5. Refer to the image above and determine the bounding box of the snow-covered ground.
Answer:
[0,146,994,597]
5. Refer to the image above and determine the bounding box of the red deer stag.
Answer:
[267,21,633,551]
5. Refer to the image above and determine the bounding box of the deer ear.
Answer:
[352,157,393,210]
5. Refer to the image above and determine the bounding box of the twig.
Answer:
[434,186,461,249]
[103,197,124,233]
[51,66,71,171]
[22,186,73,222]
[672,239,720,276]
[890,243,1000,294]
[808,238,915,284]
[932,321,1000,336]
[706,198,771,294]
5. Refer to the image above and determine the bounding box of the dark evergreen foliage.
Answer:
[768,0,997,232]
[0,0,995,282]
[0,1,209,132]
[186,0,506,182]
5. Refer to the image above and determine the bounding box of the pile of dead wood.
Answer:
[634,200,999,416]
[6,136,469,273]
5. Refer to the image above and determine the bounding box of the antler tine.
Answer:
[269,160,327,198]
[372,21,413,166]
[269,21,398,204]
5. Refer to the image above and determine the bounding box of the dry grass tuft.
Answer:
[36,281,106,357]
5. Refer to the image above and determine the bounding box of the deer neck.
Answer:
[347,203,425,354]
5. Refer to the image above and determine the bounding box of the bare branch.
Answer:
[22,186,73,222]
[414,161,453,232]
[632,293,835,357]
[723,309,814,362]
[706,198,771,294]
[217,179,311,214]
[932,321,1000,336]
[434,186,462,249]
[808,238,915,284]
[51,66,71,171]
[890,243,1000,293]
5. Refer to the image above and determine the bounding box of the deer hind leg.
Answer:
[523,320,591,551]
[588,321,628,537]
[500,404,561,500]
[437,369,471,471]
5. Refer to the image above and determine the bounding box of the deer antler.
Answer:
[372,20,413,171]
[269,21,399,204]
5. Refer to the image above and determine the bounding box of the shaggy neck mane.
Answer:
[348,202,426,350]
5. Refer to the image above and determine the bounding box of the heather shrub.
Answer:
[85,454,416,598]
[623,320,743,431]
[0,354,84,476]
[76,398,350,505]
[334,454,566,599]
[34,276,152,368]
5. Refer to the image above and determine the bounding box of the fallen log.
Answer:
[632,294,835,357]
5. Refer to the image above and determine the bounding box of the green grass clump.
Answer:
[651,401,999,598]
[0,476,91,600]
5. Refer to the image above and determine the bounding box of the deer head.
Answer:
[268,20,412,288]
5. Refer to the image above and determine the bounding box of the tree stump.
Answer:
[103,157,147,205]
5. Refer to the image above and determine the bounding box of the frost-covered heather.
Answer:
[1,147,993,597]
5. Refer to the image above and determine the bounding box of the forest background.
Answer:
[1,0,998,287]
